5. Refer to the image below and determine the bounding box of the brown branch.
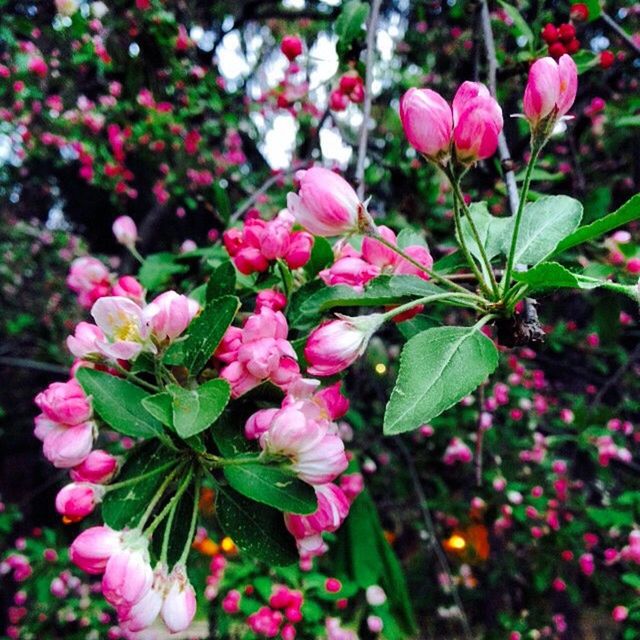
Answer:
[355,0,383,200]
[601,11,640,57]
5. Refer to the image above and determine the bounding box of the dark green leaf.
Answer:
[138,253,189,290]
[224,463,317,515]
[142,392,174,428]
[76,368,163,439]
[384,326,499,435]
[216,486,298,565]
[335,0,369,58]
[303,237,333,278]
[206,261,236,302]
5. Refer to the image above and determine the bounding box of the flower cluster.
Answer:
[223,210,313,275]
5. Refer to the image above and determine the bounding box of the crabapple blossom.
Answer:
[143,291,199,341]
[112,216,138,248]
[69,526,123,575]
[55,483,104,520]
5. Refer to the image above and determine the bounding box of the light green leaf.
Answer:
[224,463,317,514]
[384,326,499,435]
[459,202,512,262]
[168,379,231,439]
[335,0,369,58]
[76,368,163,439]
[138,253,189,290]
[497,0,535,49]
[555,194,640,254]
[508,195,583,266]
[141,392,173,428]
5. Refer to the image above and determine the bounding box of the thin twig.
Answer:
[591,343,640,407]
[0,356,68,375]
[396,439,474,640]
[479,0,519,216]
[475,383,486,487]
[355,0,383,200]
[601,11,640,56]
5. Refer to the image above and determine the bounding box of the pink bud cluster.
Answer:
[216,304,300,397]
[400,81,503,164]
[319,226,433,292]
[223,210,313,275]
[70,527,196,636]
[329,72,365,112]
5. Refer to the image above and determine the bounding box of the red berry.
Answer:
[566,38,580,54]
[570,3,589,22]
[600,50,615,69]
[548,42,567,59]
[541,23,559,44]
[280,35,303,61]
[558,23,576,43]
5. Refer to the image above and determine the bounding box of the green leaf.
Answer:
[384,326,499,435]
[396,228,429,250]
[335,0,369,58]
[459,202,512,262]
[216,485,298,565]
[587,507,634,528]
[508,195,583,266]
[514,262,639,300]
[165,295,239,374]
[573,0,601,22]
[224,463,317,515]
[497,0,534,49]
[168,379,231,439]
[138,253,189,290]
[141,392,174,428]
[615,115,640,128]
[213,183,231,222]
[555,194,640,254]
[206,261,236,302]
[289,275,444,330]
[76,368,163,439]
[102,442,177,529]
[303,237,333,278]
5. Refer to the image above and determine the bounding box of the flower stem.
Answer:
[144,465,194,538]
[381,292,483,322]
[111,361,160,393]
[104,460,180,493]
[502,145,541,295]
[178,473,201,566]
[198,452,263,468]
[136,462,186,531]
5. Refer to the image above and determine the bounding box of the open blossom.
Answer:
[67,256,112,308]
[259,407,347,484]
[143,291,199,341]
[70,526,123,574]
[112,216,138,248]
[35,379,92,425]
[91,296,155,360]
[223,210,313,275]
[305,314,384,377]
[523,55,578,127]
[287,167,362,237]
[285,483,350,556]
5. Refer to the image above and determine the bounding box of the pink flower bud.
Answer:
[319,256,380,291]
[111,276,144,302]
[112,216,138,248]
[281,35,303,61]
[119,567,166,632]
[399,88,453,159]
[70,450,118,483]
[40,420,95,468]
[256,290,287,312]
[367,615,384,633]
[285,231,314,269]
[102,544,153,608]
[366,585,387,606]
[222,589,241,614]
[70,526,122,574]
[612,606,628,622]
[143,291,199,341]
[55,483,103,520]
[523,55,578,126]
[305,314,383,377]
[287,168,361,237]
[453,93,503,163]
[160,565,197,633]
[362,226,399,269]
[35,379,92,425]
[67,322,104,359]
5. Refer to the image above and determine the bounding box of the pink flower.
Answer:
[523,55,578,126]
[453,88,503,163]
[111,276,144,303]
[612,606,628,622]
[287,168,361,237]
[143,291,199,341]
[38,419,95,468]
[259,408,347,484]
[399,88,453,159]
[70,450,118,483]
[393,244,433,278]
[160,565,197,633]
[102,543,153,608]
[119,566,166,632]
[281,35,303,61]
[361,226,399,269]
[285,231,314,269]
[319,256,380,291]
[221,589,241,614]
[112,216,138,248]
[256,290,287,312]
[27,57,47,78]
[91,296,154,360]
[579,552,595,576]
[55,482,103,520]
[305,314,383,377]
[67,322,105,359]
[443,437,473,465]
[285,484,350,554]
[67,257,112,308]
[70,526,122,574]
[35,379,92,425]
